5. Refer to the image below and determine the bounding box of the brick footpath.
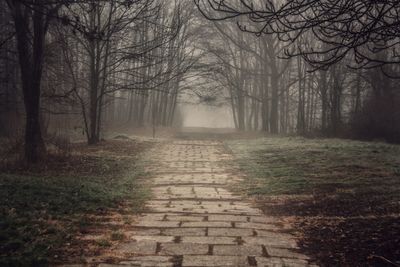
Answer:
[99,140,317,267]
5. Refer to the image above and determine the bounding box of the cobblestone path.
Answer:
[102,140,316,267]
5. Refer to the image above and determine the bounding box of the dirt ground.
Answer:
[227,137,400,267]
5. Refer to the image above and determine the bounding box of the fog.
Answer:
[1,1,400,266]
[179,104,234,128]
[1,0,400,157]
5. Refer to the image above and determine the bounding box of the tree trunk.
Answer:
[297,57,306,134]
[270,61,279,134]
[10,1,47,162]
[88,36,99,144]
[319,70,328,132]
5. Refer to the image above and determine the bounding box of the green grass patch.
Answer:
[0,140,151,266]
[227,137,400,198]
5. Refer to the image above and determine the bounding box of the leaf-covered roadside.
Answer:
[227,137,400,266]
[0,139,152,266]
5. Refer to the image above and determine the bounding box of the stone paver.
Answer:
[120,256,174,267]
[166,215,205,222]
[180,236,237,245]
[181,221,232,228]
[213,245,263,256]
[114,240,156,255]
[160,242,209,255]
[209,215,248,222]
[255,257,310,267]
[242,237,298,249]
[182,255,249,267]
[101,140,316,266]
[208,227,254,237]
[163,227,206,236]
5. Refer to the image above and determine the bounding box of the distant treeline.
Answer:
[195,0,400,142]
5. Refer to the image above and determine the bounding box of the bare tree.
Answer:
[5,0,65,162]
[195,0,400,70]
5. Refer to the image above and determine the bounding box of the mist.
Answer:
[1,1,400,266]
[179,104,234,128]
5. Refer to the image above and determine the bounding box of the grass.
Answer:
[226,137,400,265]
[227,137,400,198]
[0,139,151,266]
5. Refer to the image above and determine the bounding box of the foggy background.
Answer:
[179,103,234,128]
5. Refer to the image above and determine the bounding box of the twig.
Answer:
[369,255,400,267]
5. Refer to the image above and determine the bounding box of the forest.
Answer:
[1,0,400,266]
[1,0,400,163]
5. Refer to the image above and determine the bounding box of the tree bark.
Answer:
[9,0,47,162]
